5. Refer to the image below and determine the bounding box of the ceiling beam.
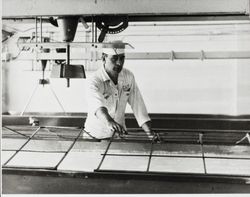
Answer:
[14,51,250,61]
[2,0,250,18]
[3,15,250,24]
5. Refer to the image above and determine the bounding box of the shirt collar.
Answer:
[100,65,111,82]
[100,65,124,85]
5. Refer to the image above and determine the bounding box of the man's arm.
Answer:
[128,74,153,135]
[141,120,152,135]
[142,120,161,142]
[95,107,126,136]
[127,73,160,141]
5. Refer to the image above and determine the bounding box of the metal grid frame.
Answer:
[2,125,250,177]
[2,125,84,170]
[94,129,250,175]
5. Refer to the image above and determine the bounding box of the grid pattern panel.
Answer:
[2,126,83,169]
[22,139,75,152]
[95,129,250,176]
[2,139,28,150]
[101,155,149,171]
[2,151,16,165]
[205,158,250,175]
[2,126,32,138]
[57,140,109,171]
[2,125,250,176]
[150,157,204,173]
[5,152,65,169]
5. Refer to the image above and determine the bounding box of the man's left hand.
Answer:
[152,132,162,143]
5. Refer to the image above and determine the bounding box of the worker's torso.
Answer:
[84,67,133,139]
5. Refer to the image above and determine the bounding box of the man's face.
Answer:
[104,54,125,74]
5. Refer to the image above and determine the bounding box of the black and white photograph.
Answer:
[1,0,250,195]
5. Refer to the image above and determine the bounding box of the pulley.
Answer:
[96,15,128,42]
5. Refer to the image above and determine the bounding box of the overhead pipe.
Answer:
[79,16,89,29]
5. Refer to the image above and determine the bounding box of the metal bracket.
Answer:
[170,50,175,61]
[236,133,250,145]
[198,133,204,144]
[200,50,205,61]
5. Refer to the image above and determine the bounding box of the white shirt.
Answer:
[84,65,150,139]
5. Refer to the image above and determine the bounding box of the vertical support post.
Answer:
[67,44,70,65]
[40,17,43,42]
[95,20,97,43]
[35,17,38,70]
[66,43,70,87]
[92,16,94,43]
[35,17,38,43]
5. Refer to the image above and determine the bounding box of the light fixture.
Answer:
[57,16,79,42]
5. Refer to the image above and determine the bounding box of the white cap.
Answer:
[102,40,125,55]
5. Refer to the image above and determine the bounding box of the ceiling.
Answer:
[2,0,250,43]
[2,0,250,20]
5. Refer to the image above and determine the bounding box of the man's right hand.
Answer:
[95,107,127,137]
[107,119,127,137]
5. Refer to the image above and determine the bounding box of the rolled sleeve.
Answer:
[86,77,105,115]
[128,75,151,127]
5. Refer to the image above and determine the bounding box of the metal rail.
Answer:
[95,131,117,171]
[54,128,84,170]
[16,49,250,61]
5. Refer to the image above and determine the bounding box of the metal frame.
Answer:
[2,120,250,193]
[2,125,84,169]
[93,129,250,175]
[3,125,250,169]
[3,127,41,166]
[3,168,250,193]
[16,50,250,61]
[2,167,250,185]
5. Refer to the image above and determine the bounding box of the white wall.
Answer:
[236,32,250,114]
[237,59,250,114]
[2,22,250,115]
[126,60,237,114]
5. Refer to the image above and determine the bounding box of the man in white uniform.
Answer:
[84,41,153,139]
